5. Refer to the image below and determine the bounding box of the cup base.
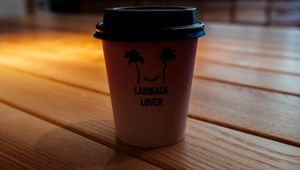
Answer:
[115,135,185,148]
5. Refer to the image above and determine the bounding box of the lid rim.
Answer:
[94,6,205,41]
[105,6,197,12]
[94,29,205,42]
[96,22,204,32]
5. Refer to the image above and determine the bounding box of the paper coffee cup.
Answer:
[94,7,205,147]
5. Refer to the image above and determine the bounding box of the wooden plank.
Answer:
[0,31,107,93]
[199,38,300,59]
[194,62,300,97]
[201,37,300,56]
[0,103,160,170]
[200,44,300,62]
[0,68,299,169]
[189,78,300,146]
[0,31,102,62]
[204,23,300,59]
[0,49,108,93]
[0,152,31,170]
[205,22,300,42]
[0,44,300,146]
[198,50,300,75]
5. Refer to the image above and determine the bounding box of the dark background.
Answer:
[3,0,300,27]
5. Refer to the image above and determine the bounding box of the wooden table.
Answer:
[0,15,300,169]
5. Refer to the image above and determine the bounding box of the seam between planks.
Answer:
[188,114,300,148]
[201,46,300,61]
[0,64,109,96]
[195,75,300,98]
[201,59,300,77]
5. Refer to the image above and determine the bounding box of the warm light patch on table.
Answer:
[0,30,109,92]
[0,31,105,63]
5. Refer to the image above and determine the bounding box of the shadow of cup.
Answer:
[33,119,158,169]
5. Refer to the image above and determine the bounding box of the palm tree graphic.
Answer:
[124,49,145,84]
[158,47,175,83]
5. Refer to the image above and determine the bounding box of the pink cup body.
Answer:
[102,39,198,147]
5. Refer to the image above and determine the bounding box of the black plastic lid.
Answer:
[94,6,205,42]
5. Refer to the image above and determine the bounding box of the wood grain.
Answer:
[200,40,300,60]
[203,33,300,52]
[198,46,300,75]
[1,32,300,98]
[0,152,31,170]
[189,78,300,146]
[206,22,300,43]
[0,67,299,169]
[0,103,160,170]
[194,62,300,97]
[1,41,300,146]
